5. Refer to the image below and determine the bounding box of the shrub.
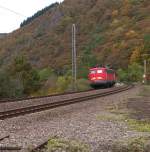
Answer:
[46,138,90,152]
[128,63,143,82]
[78,66,89,79]
[76,78,91,91]
[117,68,128,82]
[112,137,149,152]
[0,70,24,98]
[144,34,150,42]
[41,74,58,95]
[24,69,41,94]
[112,10,119,17]
[56,76,72,93]
[125,30,138,38]
[117,63,143,82]
[11,56,41,95]
[129,0,144,5]
[130,47,141,64]
[39,68,53,81]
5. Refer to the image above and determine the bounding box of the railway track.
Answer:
[0,89,94,104]
[0,135,9,142]
[31,140,48,152]
[0,85,133,120]
[0,146,21,151]
[0,135,21,152]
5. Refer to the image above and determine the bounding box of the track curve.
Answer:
[0,85,133,120]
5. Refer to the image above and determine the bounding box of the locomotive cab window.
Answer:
[97,70,103,73]
[90,70,96,74]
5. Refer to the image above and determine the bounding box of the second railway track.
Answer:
[0,85,133,120]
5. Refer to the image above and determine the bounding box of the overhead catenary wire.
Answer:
[0,4,27,17]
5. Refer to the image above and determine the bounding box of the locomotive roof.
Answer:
[90,67,114,70]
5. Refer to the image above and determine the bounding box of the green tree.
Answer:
[128,63,143,82]
[56,75,72,93]
[20,3,59,27]
[117,63,143,82]
[39,68,53,81]
[11,56,41,94]
[76,78,91,91]
[117,68,128,82]
[0,70,23,98]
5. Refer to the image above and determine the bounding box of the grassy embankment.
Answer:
[97,85,150,152]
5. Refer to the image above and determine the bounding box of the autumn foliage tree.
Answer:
[130,47,142,64]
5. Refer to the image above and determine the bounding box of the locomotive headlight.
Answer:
[91,77,96,80]
[97,77,102,79]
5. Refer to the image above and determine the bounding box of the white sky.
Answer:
[0,0,63,33]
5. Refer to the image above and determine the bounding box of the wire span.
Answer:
[0,5,27,17]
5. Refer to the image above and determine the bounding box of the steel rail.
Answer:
[0,85,133,120]
[0,146,22,151]
[0,89,94,104]
[31,140,48,152]
[31,86,134,152]
[0,135,9,141]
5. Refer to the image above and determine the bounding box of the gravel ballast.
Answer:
[0,87,121,112]
[0,85,145,151]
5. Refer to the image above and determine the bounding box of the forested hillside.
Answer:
[20,2,59,27]
[0,0,149,97]
[0,33,7,38]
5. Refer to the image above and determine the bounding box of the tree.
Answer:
[56,76,72,92]
[20,3,59,27]
[130,47,141,64]
[117,68,128,82]
[128,63,143,82]
[11,56,41,95]
[0,70,23,98]
[39,68,53,81]
[117,63,143,82]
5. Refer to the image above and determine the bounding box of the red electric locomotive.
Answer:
[88,67,116,88]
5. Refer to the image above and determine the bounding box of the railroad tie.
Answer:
[0,135,9,142]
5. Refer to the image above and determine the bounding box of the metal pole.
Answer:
[144,59,147,84]
[72,24,74,90]
[72,24,77,91]
[73,24,77,85]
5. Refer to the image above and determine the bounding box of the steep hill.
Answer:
[0,33,7,38]
[0,0,149,73]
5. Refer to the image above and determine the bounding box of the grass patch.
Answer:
[112,137,150,152]
[139,85,150,97]
[44,138,90,152]
[127,119,150,132]
[97,112,150,132]
[101,96,150,133]
[96,113,126,122]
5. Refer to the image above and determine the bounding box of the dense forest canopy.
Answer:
[0,0,149,97]
[20,2,59,27]
[0,0,149,69]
